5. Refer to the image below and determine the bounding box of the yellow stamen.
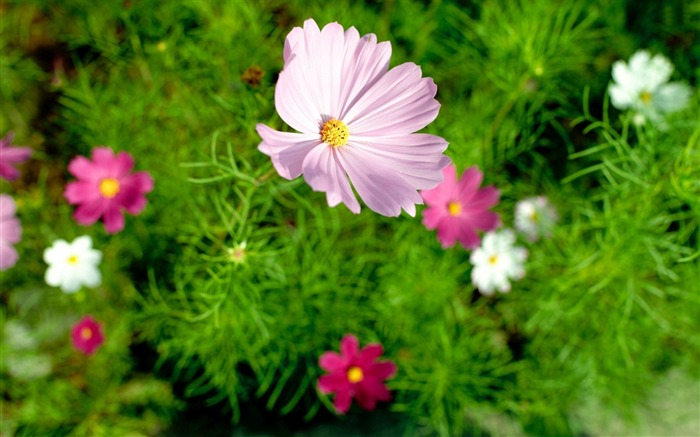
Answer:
[448,202,462,217]
[347,366,364,383]
[80,327,92,340]
[67,255,79,264]
[639,91,652,104]
[321,119,349,148]
[488,255,498,265]
[99,178,120,198]
[530,211,539,223]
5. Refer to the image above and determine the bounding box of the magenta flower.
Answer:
[318,334,397,414]
[0,194,22,270]
[257,19,450,217]
[0,132,32,181]
[420,164,501,249]
[70,315,105,355]
[64,147,154,234]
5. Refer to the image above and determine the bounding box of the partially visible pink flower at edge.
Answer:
[64,147,154,234]
[420,164,501,250]
[70,315,105,355]
[0,194,22,270]
[0,132,32,181]
[318,334,397,414]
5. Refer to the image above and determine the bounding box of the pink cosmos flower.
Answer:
[257,19,450,217]
[318,334,397,414]
[0,132,32,181]
[420,164,501,249]
[0,194,22,270]
[64,147,154,234]
[70,315,105,355]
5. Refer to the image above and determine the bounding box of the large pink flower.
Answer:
[70,315,105,355]
[318,334,397,414]
[64,147,154,234]
[257,19,450,217]
[420,164,501,249]
[0,132,32,181]
[0,194,22,270]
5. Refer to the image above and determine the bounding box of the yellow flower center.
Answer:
[488,255,498,265]
[67,255,79,264]
[80,327,93,340]
[99,178,120,198]
[321,119,349,148]
[347,366,364,383]
[639,91,652,104]
[448,201,462,217]
[530,211,540,223]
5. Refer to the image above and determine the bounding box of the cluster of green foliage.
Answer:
[1,0,697,435]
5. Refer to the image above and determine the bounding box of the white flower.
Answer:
[470,229,527,295]
[515,196,558,242]
[608,50,692,124]
[44,236,102,293]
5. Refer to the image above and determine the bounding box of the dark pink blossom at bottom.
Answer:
[64,147,154,234]
[0,132,32,181]
[71,315,105,355]
[318,334,397,414]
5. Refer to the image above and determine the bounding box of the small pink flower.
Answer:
[70,315,105,355]
[0,194,22,270]
[257,19,450,217]
[0,132,32,181]
[420,164,501,249]
[318,334,397,414]
[64,147,154,234]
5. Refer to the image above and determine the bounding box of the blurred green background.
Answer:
[1,0,698,435]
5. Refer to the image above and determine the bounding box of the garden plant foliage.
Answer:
[1,0,698,435]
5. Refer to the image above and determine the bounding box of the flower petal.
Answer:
[344,62,440,136]
[366,361,397,380]
[257,124,321,179]
[73,199,107,226]
[458,166,484,201]
[319,352,346,373]
[336,145,423,217]
[420,163,459,206]
[301,145,360,214]
[64,181,101,204]
[348,134,450,190]
[0,242,18,270]
[68,156,100,182]
[318,372,349,394]
[357,344,383,365]
[103,204,125,234]
[333,388,353,414]
[340,334,359,359]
